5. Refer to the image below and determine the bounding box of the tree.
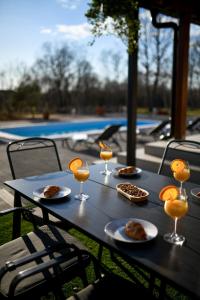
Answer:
[73,59,100,112]
[33,42,75,111]
[139,12,172,112]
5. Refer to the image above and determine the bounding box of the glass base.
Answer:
[74,193,89,201]
[100,169,112,176]
[164,232,185,246]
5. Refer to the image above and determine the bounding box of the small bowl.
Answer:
[191,188,200,200]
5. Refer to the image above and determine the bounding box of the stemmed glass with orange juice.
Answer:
[99,141,113,175]
[159,185,188,245]
[69,158,90,201]
[171,159,190,192]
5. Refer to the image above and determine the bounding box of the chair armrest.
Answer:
[2,244,90,297]
[0,207,37,229]
[0,207,32,217]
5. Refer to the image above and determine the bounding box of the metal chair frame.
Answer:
[7,137,62,179]
[158,139,200,176]
[0,207,90,300]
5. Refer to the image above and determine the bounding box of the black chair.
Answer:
[187,117,200,133]
[66,252,155,300]
[158,139,200,184]
[0,207,90,300]
[137,119,171,142]
[65,125,122,151]
[6,137,71,235]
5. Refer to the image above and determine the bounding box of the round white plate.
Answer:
[104,218,158,243]
[191,188,200,201]
[115,167,142,178]
[33,186,71,199]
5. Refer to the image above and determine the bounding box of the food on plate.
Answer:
[125,220,147,240]
[159,185,179,201]
[116,183,148,202]
[118,166,136,175]
[196,192,200,198]
[68,157,83,173]
[43,185,60,198]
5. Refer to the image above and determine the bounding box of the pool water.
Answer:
[0,118,158,138]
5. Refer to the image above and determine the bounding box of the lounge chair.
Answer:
[65,124,122,151]
[187,117,200,133]
[137,119,171,142]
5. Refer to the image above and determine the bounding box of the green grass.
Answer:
[0,216,191,299]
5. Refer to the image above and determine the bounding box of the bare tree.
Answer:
[139,11,172,112]
[33,42,75,111]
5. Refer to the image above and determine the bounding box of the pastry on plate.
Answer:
[125,220,147,240]
[118,166,136,175]
[43,185,60,198]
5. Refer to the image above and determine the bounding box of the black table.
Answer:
[4,164,200,299]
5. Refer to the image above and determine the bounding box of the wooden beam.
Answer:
[174,14,190,139]
[127,49,138,165]
[127,11,139,165]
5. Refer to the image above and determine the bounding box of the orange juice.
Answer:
[164,199,188,219]
[74,169,90,182]
[173,168,190,182]
[100,150,112,161]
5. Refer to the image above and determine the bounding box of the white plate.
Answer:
[104,218,158,243]
[191,188,200,200]
[115,167,142,178]
[33,186,71,199]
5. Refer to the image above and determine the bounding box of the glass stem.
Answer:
[105,161,108,173]
[180,181,183,192]
[80,181,83,195]
[174,217,178,235]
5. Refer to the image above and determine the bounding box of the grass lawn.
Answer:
[0,215,190,299]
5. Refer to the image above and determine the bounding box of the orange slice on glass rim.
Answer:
[159,185,179,201]
[68,157,83,173]
[170,159,187,173]
[98,141,110,150]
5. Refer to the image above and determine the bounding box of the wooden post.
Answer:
[127,50,138,165]
[127,11,138,166]
[174,14,190,139]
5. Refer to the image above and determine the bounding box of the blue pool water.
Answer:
[0,118,158,138]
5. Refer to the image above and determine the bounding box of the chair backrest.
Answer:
[7,137,62,179]
[95,124,121,143]
[149,119,170,137]
[158,139,200,184]
[187,117,200,132]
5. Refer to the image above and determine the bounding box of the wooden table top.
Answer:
[4,163,200,299]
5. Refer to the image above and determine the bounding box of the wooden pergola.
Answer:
[127,0,200,165]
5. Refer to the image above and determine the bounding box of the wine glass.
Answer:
[74,161,90,201]
[171,159,190,192]
[164,188,188,245]
[100,145,113,175]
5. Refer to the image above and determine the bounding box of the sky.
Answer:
[0,0,127,85]
[0,0,199,89]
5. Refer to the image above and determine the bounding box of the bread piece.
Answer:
[118,166,136,175]
[43,185,60,198]
[125,220,147,240]
[116,183,149,202]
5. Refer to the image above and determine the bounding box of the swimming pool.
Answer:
[0,118,158,139]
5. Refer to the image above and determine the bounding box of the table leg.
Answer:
[12,191,22,239]
[42,208,49,224]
